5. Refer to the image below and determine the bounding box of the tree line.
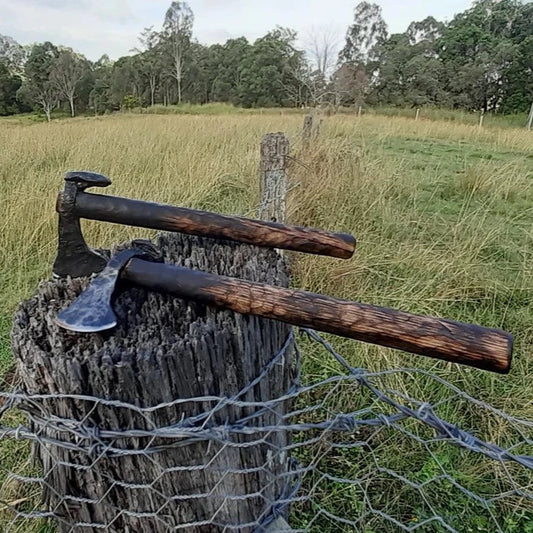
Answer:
[0,0,531,119]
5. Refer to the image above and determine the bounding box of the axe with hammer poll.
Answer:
[54,172,513,374]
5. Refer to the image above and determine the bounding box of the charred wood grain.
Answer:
[124,261,512,374]
[74,192,355,259]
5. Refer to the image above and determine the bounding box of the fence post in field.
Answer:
[302,111,322,151]
[358,105,362,117]
[527,101,533,131]
[479,111,485,129]
[259,133,290,222]
[415,108,420,121]
[10,144,295,531]
[258,135,295,532]
[302,113,313,146]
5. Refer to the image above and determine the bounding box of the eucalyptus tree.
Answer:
[137,27,163,106]
[0,34,26,74]
[339,2,388,66]
[21,42,60,121]
[50,48,90,116]
[162,1,194,104]
[406,16,443,47]
[337,2,388,107]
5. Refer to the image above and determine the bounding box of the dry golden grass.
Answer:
[0,111,531,530]
[1,111,532,394]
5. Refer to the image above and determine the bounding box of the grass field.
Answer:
[0,110,532,530]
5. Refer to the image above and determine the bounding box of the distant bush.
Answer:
[122,95,142,110]
[144,102,307,116]
[144,103,244,115]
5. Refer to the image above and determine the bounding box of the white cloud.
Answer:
[0,0,140,58]
[0,0,472,61]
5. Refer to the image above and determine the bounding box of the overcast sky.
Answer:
[0,0,471,61]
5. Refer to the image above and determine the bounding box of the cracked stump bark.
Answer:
[11,233,294,532]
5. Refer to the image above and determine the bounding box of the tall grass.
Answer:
[144,102,306,115]
[0,112,531,530]
[1,111,531,413]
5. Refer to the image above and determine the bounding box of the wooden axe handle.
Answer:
[75,192,356,259]
[125,259,513,374]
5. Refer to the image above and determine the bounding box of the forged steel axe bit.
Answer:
[53,172,112,279]
[56,242,162,332]
[56,248,513,374]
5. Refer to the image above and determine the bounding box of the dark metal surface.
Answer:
[56,244,159,332]
[53,172,111,279]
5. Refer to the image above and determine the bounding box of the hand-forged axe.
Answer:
[53,171,356,278]
[54,172,513,374]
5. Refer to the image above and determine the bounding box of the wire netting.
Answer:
[1,328,531,532]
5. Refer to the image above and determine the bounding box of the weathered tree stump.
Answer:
[11,233,294,532]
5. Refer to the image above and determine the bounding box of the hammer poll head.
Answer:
[56,243,161,333]
[53,171,111,279]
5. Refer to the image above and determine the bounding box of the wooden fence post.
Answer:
[259,135,294,532]
[302,113,313,146]
[259,133,290,222]
[302,112,322,151]
[527,101,533,131]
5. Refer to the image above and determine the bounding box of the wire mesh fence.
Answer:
[1,327,531,532]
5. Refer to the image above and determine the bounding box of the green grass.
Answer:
[284,117,532,530]
[363,105,531,130]
[0,111,531,531]
[0,315,11,378]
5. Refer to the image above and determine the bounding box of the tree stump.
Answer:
[11,233,295,532]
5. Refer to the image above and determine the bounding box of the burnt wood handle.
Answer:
[124,260,513,374]
[73,192,356,259]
